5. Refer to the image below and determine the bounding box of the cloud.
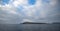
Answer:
[0,0,60,24]
[22,19,34,23]
[12,0,28,7]
[0,10,22,24]
[1,4,17,14]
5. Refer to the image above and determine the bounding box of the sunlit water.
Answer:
[0,24,60,31]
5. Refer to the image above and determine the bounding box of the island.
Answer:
[21,22,47,24]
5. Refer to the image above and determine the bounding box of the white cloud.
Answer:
[20,0,43,17]
[1,0,43,17]
[22,19,34,23]
[1,4,18,14]
[0,5,1,7]
[0,0,59,24]
[12,0,28,7]
[49,0,58,6]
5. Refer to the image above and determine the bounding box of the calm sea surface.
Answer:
[0,24,60,31]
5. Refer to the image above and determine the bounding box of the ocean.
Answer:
[0,24,60,31]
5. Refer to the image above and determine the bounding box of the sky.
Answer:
[0,0,60,24]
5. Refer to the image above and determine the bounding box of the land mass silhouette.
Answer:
[21,22,47,24]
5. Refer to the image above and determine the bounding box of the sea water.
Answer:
[0,24,60,31]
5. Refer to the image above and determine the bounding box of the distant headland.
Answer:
[21,22,60,24]
[21,22,47,24]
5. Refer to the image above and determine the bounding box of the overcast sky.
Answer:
[0,0,60,24]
